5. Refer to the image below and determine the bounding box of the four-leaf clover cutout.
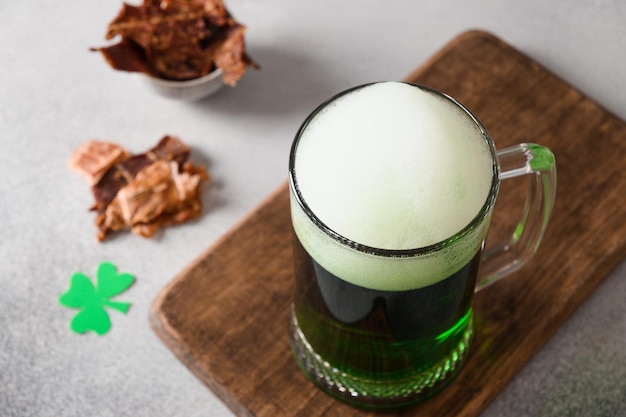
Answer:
[59,262,135,335]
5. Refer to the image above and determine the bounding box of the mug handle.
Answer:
[477,143,557,290]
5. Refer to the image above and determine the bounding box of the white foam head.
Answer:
[290,82,497,291]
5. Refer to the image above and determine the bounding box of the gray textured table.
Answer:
[1,1,625,416]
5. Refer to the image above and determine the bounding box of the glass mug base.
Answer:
[289,307,474,409]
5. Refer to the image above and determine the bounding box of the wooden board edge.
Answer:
[150,181,289,319]
[148,182,290,417]
[148,310,255,417]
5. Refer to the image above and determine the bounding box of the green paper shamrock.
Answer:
[59,261,135,335]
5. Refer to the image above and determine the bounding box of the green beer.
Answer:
[289,82,498,408]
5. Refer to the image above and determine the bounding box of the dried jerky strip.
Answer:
[90,135,191,212]
[68,141,130,185]
[96,159,208,240]
[70,135,209,241]
[93,39,156,77]
[91,153,154,212]
[146,135,191,164]
[92,0,257,84]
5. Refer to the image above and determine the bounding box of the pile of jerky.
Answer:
[69,136,209,241]
[92,0,257,85]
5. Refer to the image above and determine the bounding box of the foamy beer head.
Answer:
[290,82,499,291]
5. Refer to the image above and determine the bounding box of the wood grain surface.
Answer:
[150,30,626,416]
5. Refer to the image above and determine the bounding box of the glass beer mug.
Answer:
[288,82,557,409]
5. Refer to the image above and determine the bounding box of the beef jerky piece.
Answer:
[70,135,210,241]
[144,15,217,80]
[131,161,209,238]
[145,135,191,165]
[94,39,157,77]
[68,141,130,185]
[90,135,192,212]
[96,159,208,240]
[91,154,153,212]
[213,24,257,86]
[92,0,257,84]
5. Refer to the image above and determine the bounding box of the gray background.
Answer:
[1,1,625,416]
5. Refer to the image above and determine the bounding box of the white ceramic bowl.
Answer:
[141,68,224,101]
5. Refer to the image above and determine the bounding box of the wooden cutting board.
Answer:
[150,30,626,417]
